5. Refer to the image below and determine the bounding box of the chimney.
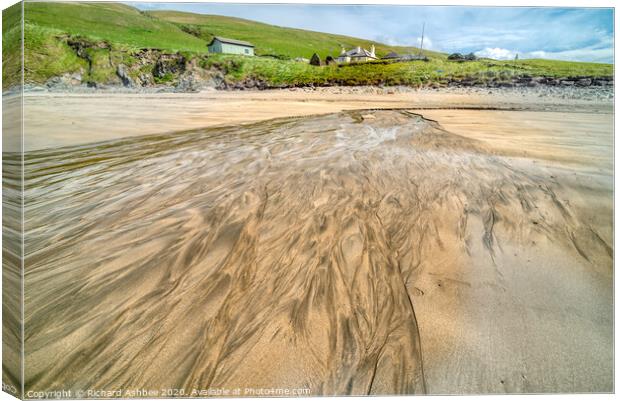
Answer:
[370,44,375,57]
[357,46,361,53]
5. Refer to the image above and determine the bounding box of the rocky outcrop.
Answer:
[45,35,229,91]
[45,72,84,90]
[116,64,134,87]
[155,55,185,76]
[441,75,613,89]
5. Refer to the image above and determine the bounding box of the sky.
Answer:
[131,3,614,63]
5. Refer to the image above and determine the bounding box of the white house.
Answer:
[337,45,377,63]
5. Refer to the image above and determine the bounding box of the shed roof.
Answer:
[208,36,255,48]
[383,51,401,59]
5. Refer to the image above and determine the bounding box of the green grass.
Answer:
[23,23,88,85]
[24,2,208,52]
[154,72,175,84]
[503,59,613,77]
[17,2,210,86]
[204,54,613,87]
[3,2,23,89]
[147,10,445,60]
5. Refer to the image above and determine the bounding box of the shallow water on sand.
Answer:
[20,110,612,394]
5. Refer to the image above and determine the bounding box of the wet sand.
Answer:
[399,109,613,393]
[10,89,614,394]
[420,109,613,172]
[13,87,613,151]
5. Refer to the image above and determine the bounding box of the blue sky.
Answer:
[131,3,614,63]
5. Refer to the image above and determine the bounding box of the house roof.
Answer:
[346,48,376,58]
[355,52,376,58]
[383,51,401,59]
[208,36,254,48]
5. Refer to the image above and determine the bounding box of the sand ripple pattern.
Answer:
[22,110,611,395]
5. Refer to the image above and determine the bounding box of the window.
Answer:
[245,48,249,54]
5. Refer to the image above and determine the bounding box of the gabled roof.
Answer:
[208,36,254,48]
[349,49,375,58]
[342,47,376,58]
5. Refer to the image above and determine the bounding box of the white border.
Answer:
[0,2,616,401]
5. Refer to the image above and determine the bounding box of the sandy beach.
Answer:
[10,86,613,151]
[14,87,613,395]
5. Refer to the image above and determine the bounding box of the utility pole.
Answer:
[419,22,425,56]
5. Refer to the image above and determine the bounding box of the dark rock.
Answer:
[116,65,134,87]
[45,72,83,89]
[310,53,322,66]
[138,73,154,87]
[498,82,514,88]
[154,54,186,78]
[175,73,199,92]
[576,78,592,87]
[592,78,609,86]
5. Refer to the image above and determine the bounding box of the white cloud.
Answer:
[416,36,433,50]
[372,35,434,50]
[474,45,613,63]
[475,47,518,60]
[528,51,547,59]
[128,2,169,10]
[373,35,401,46]
[525,47,613,63]
[441,31,528,51]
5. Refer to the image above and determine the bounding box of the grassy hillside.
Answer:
[3,2,613,90]
[147,10,444,60]
[9,2,211,87]
[3,2,23,89]
[24,2,207,52]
